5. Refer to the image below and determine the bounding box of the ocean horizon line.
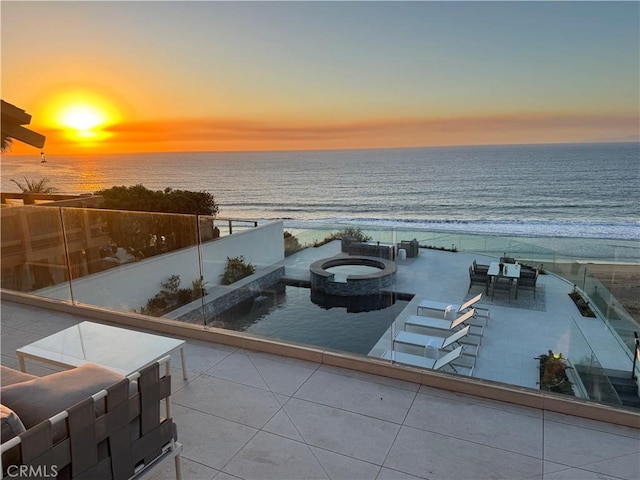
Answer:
[6,140,639,158]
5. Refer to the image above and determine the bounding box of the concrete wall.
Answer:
[200,220,284,279]
[40,221,284,312]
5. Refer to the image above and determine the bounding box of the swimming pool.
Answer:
[207,283,408,355]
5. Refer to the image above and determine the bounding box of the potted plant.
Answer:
[536,350,574,396]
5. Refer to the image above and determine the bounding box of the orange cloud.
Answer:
[6,112,638,155]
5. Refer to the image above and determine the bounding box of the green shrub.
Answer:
[340,227,372,242]
[569,289,596,317]
[140,274,206,316]
[313,227,372,247]
[144,295,167,314]
[162,275,181,296]
[221,256,256,285]
[284,231,303,256]
[177,288,195,305]
[191,277,207,296]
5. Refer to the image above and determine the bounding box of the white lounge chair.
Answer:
[403,309,484,339]
[394,325,472,352]
[416,292,490,322]
[395,324,479,358]
[381,346,473,376]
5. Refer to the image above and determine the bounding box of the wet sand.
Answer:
[586,264,640,321]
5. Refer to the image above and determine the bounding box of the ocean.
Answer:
[2,142,639,262]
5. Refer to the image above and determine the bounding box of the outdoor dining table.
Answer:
[488,262,521,299]
[488,262,521,279]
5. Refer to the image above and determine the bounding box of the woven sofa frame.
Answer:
[397,240,419,258]
[1,359,183,480]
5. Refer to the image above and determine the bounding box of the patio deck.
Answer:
[282,242,633,388]
[2,244,639,479]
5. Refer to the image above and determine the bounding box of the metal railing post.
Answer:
[632,332,639,380]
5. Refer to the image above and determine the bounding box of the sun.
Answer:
[45,90,122,143]
[59,105,105,133]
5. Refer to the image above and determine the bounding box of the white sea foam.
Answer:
[281,217,640,240]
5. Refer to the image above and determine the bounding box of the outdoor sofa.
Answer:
[341,236,395,260]
[1,361,182,480]
[396,239,419,258]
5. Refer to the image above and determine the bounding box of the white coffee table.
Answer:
[16,321,188,379]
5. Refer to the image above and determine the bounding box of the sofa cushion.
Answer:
[0,404,26,442]
[0,366,37,387]
[0,364,125,429]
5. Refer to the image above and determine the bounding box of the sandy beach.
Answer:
[586,263,640,321]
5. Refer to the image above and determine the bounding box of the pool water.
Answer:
[208,283,409,355]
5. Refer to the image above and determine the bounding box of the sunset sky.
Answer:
[2,1,639,155]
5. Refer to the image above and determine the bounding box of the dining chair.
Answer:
[472,259,490,274]
[491,276,513,301]
[517,269,539,298]
[469,265,489,294]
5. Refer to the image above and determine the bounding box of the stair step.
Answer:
[581,374,637,391]
[601,367,634,377]
[610,382,638,395]
[617,394,640,408]
[574,366,640,407]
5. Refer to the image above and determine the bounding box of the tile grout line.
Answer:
[376,388,423,479]
[245,353,337,479]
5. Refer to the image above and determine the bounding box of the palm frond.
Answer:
[10,176,58,193]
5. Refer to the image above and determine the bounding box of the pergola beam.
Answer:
[1,122,46,149]
[1,100,46,149]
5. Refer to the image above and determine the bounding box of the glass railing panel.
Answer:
[3,208,638,413]
[1,205,72,301]
[459,233,513,258]
[357,229,559,268]
[362,225,398,247]
[198,219,287,329]
[581,267,639,355]
[283,223,340,248]
[58,206,116,279]
[199,215,221,241]
[556,261,639,358]
[210,217,259,237]
[564,316,623,406]
[59,208,202,317]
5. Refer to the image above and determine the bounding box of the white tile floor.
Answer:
[2,300,639,480]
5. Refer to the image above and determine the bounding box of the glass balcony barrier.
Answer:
[556,261,640,359]
[1,205,72,301]
[564,316,623,406]
[2,207,639,409]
